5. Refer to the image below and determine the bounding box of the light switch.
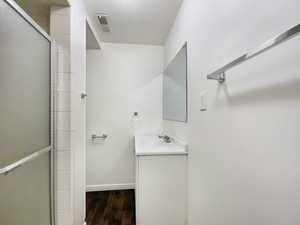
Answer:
[200,91,207,111]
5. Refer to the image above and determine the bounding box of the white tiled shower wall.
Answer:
[50,6,72,225]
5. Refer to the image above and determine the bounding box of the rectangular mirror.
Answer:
[163,43,187,122]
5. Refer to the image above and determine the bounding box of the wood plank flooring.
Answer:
[86,190,136,225]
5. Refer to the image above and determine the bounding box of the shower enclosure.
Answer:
[0,0,54,224]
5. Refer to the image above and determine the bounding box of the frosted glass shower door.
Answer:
[0,1,53,225]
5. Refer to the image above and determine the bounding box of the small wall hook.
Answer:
[81,93,87,99]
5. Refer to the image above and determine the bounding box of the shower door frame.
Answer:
[2,0,55,224]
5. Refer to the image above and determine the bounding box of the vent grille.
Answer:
[98,16,108,25]
[98,15,110,32]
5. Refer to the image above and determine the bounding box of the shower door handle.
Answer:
[0,146,51,176]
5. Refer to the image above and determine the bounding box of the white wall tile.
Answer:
[56,73,71,91]
[56,112,70,130]
[50,14,70,35]
[56,130,71,149]
[55,34,70,53]
[56,91,71,111]
[56,190,71,211]
[57,52,70,73]
[57,151,71,171]
[51,6,72,225]
[51,6,70,16]
[57,171,71,190]
[56,212,72,225]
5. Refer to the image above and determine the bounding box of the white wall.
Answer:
[86,43,164,190]
[164,0,300,225]
[69,0,87,224]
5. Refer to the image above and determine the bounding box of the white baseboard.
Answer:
[86,183,135,192]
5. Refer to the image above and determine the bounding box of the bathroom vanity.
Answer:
[135,135,188,225]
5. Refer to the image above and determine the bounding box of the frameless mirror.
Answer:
[163,43,187,122]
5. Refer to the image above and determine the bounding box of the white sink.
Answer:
[134,135,187,156]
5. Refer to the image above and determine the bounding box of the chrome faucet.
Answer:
[158,135,172,143]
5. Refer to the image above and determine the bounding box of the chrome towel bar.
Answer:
[0,146,51,176]
[207,24,300,83]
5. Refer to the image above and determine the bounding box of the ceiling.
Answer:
[15,0,69,14]
[84,0,183,45]
[15,0,69,33]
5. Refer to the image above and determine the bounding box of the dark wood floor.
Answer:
[86,190,136,225]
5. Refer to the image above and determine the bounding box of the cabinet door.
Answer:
[137,155,187,225]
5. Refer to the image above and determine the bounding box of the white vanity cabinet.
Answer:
[135,135,188,225]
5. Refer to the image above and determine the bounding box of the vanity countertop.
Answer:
[135,135,188,156]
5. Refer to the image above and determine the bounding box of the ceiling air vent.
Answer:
[98,15,110,32]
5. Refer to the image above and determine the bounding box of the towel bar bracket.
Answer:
[208,72,226,83]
